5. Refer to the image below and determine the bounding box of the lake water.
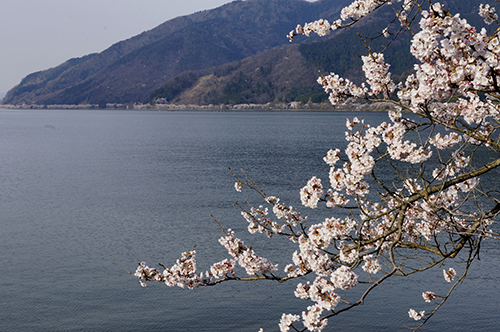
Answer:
[0,109,498,331]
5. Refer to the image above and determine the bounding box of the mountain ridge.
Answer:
[2,0,351,106]
[3,0,496,107]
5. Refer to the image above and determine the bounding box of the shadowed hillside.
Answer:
[3,0,495,107]
[2,0,351,105]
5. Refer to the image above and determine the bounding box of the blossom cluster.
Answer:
[443,267,457,282]
[287,19,342,41]
[133,231,277,289]
[242,205,279,236]
[133,250,206,289]
[479,4,498,25]
[279,314,300,332]
[312,110,435,213]
[302,304,328,331]
[239,194,309,238]
[295,277,340,311]
[209,259,236,279]
[300,177,323,208]
[219,229,278,275]
[361,53,396,97]
[408,308,425,320]
[429,132,462,150]
[340,0,385,21]
[317,74,367,105]
[362,254,381,274]
[288,0,415,42]
[422,291,436,302]
[266,195,308,227]
[330,265,358,290]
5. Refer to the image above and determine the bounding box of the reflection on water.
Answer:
[0,109,498,331]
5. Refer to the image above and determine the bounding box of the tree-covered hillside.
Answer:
[3,0,496,107]
[2,0,351,106]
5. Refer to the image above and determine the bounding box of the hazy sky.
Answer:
[0,0,240,93]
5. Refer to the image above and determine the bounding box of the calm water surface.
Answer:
[0,109,498,331]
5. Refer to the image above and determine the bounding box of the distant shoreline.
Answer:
[0,101,393,112]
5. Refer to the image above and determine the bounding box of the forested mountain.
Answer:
[2,0,496,106]
[2,0,350,105]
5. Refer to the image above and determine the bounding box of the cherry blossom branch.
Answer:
[132,2,500,331]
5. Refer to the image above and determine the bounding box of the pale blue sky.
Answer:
[0,0,242,93]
